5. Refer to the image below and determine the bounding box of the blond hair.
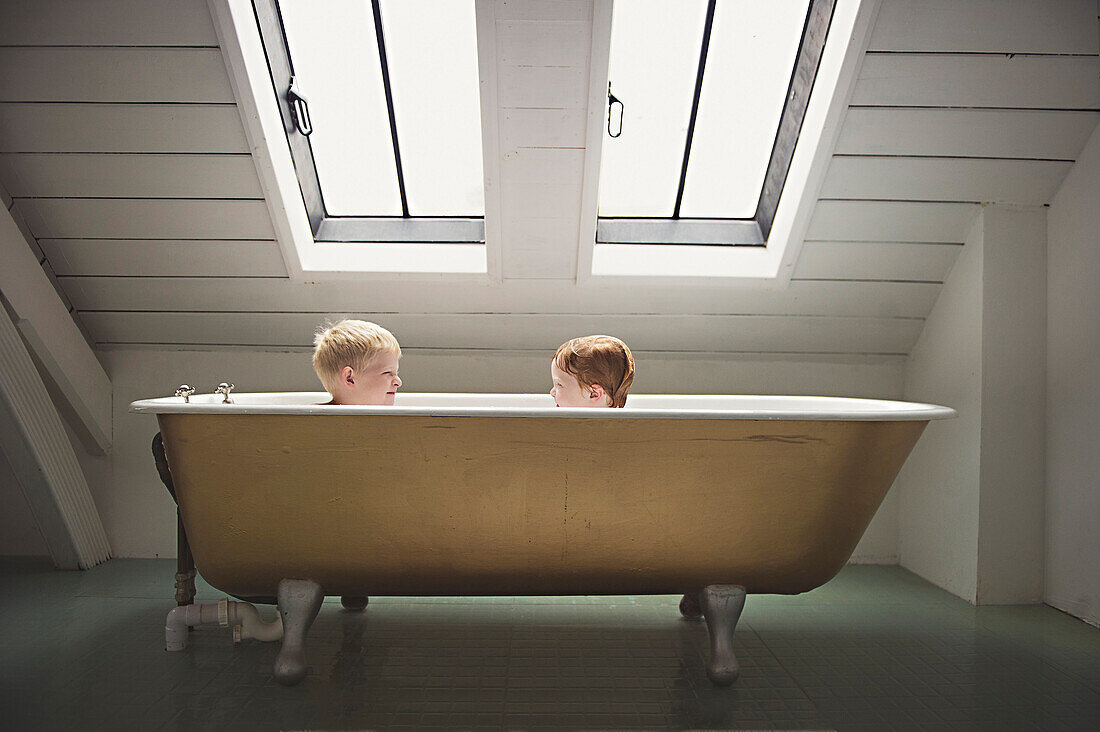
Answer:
[312,320,400,394]
[553,335,635,408]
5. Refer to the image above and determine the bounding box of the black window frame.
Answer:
[252,0,486,244]
[596,0,836,247]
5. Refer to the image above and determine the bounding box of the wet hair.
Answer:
[553,335,635,408]
[312,320,400,394]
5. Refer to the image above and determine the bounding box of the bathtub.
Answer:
[132,392,954,685]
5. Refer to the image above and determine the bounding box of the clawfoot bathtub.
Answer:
[133,392,954,686]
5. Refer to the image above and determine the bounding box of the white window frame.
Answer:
[576,0,881,287]
[208,0,502,282]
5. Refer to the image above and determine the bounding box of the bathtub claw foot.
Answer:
[340,596,369,611]
[273,579,323,686]
[679,591,703,620]
[701,584,747,686]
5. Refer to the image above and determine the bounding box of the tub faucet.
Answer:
[174,385,195,403]
[215,383,234,403]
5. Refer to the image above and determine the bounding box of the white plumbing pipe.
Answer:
[165,598,282,651]
[228,601,283,643]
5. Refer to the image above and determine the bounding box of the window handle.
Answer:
[287,76,312,136]
[607,82,623,138]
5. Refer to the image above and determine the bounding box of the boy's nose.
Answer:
[393,375,402,387]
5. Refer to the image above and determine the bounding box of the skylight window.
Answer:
[597,1,706,218]
[217,0,868,280]
[255,0,484,241]
[597,0,829,245]
[680,0,808,218]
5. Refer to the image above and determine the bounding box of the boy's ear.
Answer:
[588,384,606,401]
[342,366,355,386]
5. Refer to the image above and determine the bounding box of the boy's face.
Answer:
[337,353,401,405]
[550,362,608,407]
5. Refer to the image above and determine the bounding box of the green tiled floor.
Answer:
[1,558,1097,730]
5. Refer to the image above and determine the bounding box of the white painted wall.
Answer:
[1045,122,1100,626]
[0,347,905,561]
[896,215,983,602]
[0,453,49,555]
[896,204,1049,605]
[976,206,1046,604]
[0,410,108,559]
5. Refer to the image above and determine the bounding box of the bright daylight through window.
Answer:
[254,0,484,242]
[597,0,830,246]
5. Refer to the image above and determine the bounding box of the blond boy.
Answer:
[313,320,402,405]
[550,335,635,408]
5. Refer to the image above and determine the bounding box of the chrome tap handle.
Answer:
[215,382,234,404]
[174,384,195,403]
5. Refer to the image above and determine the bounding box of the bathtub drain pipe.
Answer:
[165,598,283,651]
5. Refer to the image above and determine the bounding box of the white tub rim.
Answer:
[130,392,957,421]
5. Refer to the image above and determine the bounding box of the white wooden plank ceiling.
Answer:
[0,0,1097,357]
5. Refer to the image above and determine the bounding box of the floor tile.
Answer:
[1,558,1097,730]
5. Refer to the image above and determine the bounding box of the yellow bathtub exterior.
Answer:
[157,413,926,598]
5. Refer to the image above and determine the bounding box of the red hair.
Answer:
[553,335,635,408]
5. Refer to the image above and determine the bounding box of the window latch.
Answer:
[287,76,312,136]
[607,82,623,138]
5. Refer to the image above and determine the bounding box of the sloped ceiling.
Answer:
[1,0,1097,358]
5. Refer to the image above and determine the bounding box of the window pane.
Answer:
[380,0,484,217]
[598,0,708,218]
[279,0,401,216]
[679,0,809,218]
